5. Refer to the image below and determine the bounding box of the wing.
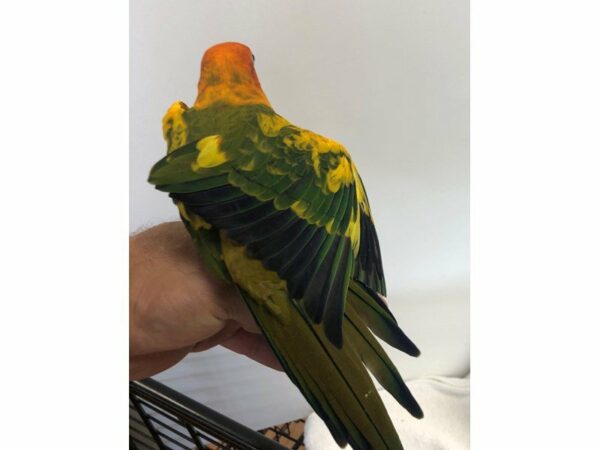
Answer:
[353,172,387,296]
[149,104,385,347]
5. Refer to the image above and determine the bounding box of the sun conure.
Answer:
[148,42,423,450]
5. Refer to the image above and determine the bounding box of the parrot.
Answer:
[148,42,423,450]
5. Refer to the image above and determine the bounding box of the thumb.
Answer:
[221,328,282,371]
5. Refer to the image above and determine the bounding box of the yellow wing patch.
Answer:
[257,112,290,137]
[345,209,361,255]
[352,164,371,216]
[192,135,228,170]
[326,156,354,193]
[283,129,347,176]
[176,202,212,230]
[291,200,310,218]
[345,163,374,255]
[162,101,189,153]
[220,233,290,323]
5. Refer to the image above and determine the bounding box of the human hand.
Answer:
[129,222,281,380]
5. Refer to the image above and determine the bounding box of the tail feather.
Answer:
[239,290,405,450]
[349,281,421,357]
[345,301,423,419]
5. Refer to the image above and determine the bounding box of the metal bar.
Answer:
[130,413,146,426]
[130,393,168,450]
[131,379,287,450]
[137,398,180,422]
[130,437,155,450]
[130,428,161,450]
[156,430,190,449]
[184,424,205,450]
[195,429,227,447]
[149,415,194,443]
[130,439,156,450]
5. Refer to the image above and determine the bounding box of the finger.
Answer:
[190,320,241,352]
[217,293,262,335]
[221,328,283,371]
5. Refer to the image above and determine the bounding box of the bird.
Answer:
[148,42,423,450]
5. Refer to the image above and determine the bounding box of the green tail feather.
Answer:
[345,301,423,419]
[240,288,416,450]
[348,281,421,357]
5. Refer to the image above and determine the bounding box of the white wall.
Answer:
[131,0,469,429]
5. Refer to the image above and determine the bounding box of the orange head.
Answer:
[194,42,271,109]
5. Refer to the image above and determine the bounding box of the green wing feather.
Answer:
[148,102,421,450]
[151,104,364,346]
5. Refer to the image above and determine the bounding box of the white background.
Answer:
[3,1,600,449]
[130,0,469,428]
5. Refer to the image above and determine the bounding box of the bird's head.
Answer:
[195,42,271,109]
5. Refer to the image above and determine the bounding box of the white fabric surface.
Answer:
[304,375,470,450]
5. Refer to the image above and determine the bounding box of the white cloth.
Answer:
[304,375,470,450]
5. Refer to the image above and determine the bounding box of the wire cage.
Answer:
[130,379,306,450]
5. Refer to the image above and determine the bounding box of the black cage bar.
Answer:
[130,378,305,450]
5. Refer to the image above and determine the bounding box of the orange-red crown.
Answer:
[195,42,270,109]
